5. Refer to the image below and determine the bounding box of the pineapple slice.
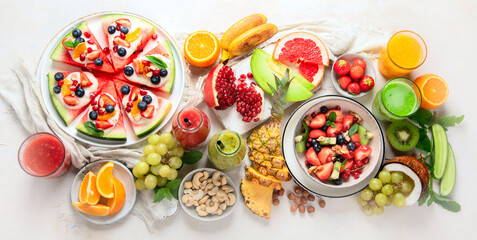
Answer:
[245,167,282,190]
[248,151,286,169]
[241,179,273,219]
[251,162,291,181]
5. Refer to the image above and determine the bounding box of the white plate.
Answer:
[37,11,185,147]
[282,95,385,197]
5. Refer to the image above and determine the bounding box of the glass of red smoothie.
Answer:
[172,107,210,150]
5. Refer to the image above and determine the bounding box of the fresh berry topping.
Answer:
[153,69,160,76]
[53,86,61,94]
[326,122,343,137]
[137,101,148,111]
[308,113,326,129]
[342,115,355,129]
[354,145,372,162]
[140,105,154,119]
[91,99,97,105]
[359,75,375,92]
[72,29,82,38]
[117,47,127,57]
[79,54,86,61]
[89,111,98,120]
[336,134,345,145]
[83,32,91,38]
[69,85,77,91]
[335,155,343,162]
[124,66,134,76]
[305,147,321,166]
[320,106,328,114]
[98,109,105,115]
[333,59,351,75]
[318,147,334,165]
[75,37,85,43]
[347,141,356,151]
[338,75,352,90]
[309,129,326,139]
[247,72,253,78]
[87,39,94,44]
[349,65,364,80]
[141,60,150,66]
[139,90,147,96]
[120,32,126,39]
[105,104,115,113]
[102,47,110,54]
[126,101,133,108]
[63,95,79,106]
[95,120,113,130]
[142,95,152,104]
[159,68,168,77]
[120,26,129,34]
[315,162,333,181]
[151,33,157,40]
[92,105,99,111]
[353,58,367,71]
[151,75,161,84]
[94,58,103,66]
[115,18,131,27]
[87,47,93,53]
[108,25,116,34]
[333,178,343,185]
[347,82,361,95]
[120,85,130,95]
[116,25,121,31]
[57,80,64,87]
[113,46,118,52]
[125,107,131,112]
[75,87,85,97]
[54,72,64,81]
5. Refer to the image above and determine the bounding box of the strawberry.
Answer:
[318,147,334,165]
[61,36,75,51]
[338,75,352,90]
[113,36,130,47]
[86,50,100,61]
[342,115,354,129]
[353,58,367,71]
[80,72,93,87]
[349,65,364,81]
[95,120,113,130]
[309,129,327,139]
[347,82,361,95]
[350,133,360,143]
[115,18,131,27]
[308,113,326,129]
[355,145,372,162]
[306,147,321,166]
[326,122,343,137]
[333,59,351,75]
[326,110,343,123]
[340,160,354,173]
[132,59,142,74]
[63,95,79,106]
[141,105,155,119]
[99,94,115,107]
[315,162,333,181]
[129,87,140,101]
[359,75,375,92]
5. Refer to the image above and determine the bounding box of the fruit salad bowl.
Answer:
[282,95,385,197]
[331,54,376,98]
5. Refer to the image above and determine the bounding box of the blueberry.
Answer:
[320,106,328,114]
[347,142,356,151]
[54,72,64,81]
[333,177,343,185]
[137,101,148,111]
[89,111,98,120]
[142,95,152,104]
[108,25,116,34]
[94,58,103,66]
[311,138,318,145]
[75,87,85,97]
[124,66,134,76]
[313,144,322,153]
[335,155,343,162]
[75,37,85,43]
[151,75,161,85]
[53,85,61,94]
[105,104,115,113]
[321,125,328,132]
[120,85,130,95]
[72,29,82,38]
[120,26,129,34]
[159,68,168,77]
[117,47,127,57]
[337,134,346,145]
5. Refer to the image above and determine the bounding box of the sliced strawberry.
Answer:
[318,147,334,165]
[113,36,130,47]
[115,18,131,27]
[305,147,321,166]
[355,145,372,162]
[340,160,354,173]
[350,133,360,143]
[98,94,115,107]
[326,110,343,123]
[80,72,93,87]
[141,105,155,119]
[62,36,75,51]
[326,122,343,137]
[86,50,100,61]
[309,129,326,139]
[129,87,140,101]
[132,59,142,74]
[342,115,354,129]
[309,113,326,129]
[95,120,113,130]
[315,162,333,181]
[63,95,79,106]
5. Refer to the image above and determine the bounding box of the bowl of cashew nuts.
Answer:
[178,168,238,221]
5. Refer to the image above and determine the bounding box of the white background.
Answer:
[0,0,476,239]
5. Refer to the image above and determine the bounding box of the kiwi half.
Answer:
[387,120,420,152]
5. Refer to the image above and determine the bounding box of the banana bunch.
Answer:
[220,14,277,61]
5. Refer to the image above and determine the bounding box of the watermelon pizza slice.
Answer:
[50,22,115,73]
[76,80,126,141]
[48,71,108,125]
[102,14,155,71]
[114,40,175,93]
[114,80,172,138]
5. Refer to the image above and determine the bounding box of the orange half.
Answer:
[414,74,448,109]
[73,42,87,59]
[96,161,115,199]
[107,177,126,215]
[79,171,100,205]
[72,202,110,216]
[184,31,220,67]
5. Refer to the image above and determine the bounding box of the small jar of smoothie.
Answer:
[172,107,210,150]
[208,130,246,171]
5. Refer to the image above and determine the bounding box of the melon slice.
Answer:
[113,40,175,93]
[113,80,172,137]
[240,179,273,219]
[76,80,127,141]
[102,14,155,71]
[48,72,108,125]
[50,22,114,73]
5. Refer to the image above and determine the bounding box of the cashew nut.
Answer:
[192,172,203,189]
[212,196,218,202]
[219,203,227,211]
[216,189,227,202]
[205,201,219,214]
[208,186,219,196]
[206,183,215,191]
[198,195,209,205]
[200,180,208,189]
[227,193,236,206]
[200,171,209,182]
[212,171,222,186]
[193,200,199,207]
[196,205,207,216]
[207,178,212,183]
[184,181,193,189]
[182,194,194,207]
[221,176,227,186]
[217,208,223,216]
[221,185,234,193]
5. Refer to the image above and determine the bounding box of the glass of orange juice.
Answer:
[378,30,427,79]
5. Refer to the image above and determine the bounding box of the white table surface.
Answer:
[1,0,476,239]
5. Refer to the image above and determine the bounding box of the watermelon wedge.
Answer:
[48,72,108,125]
[114,80,172,137]
[114,40,175,93]
[102,14,155,71]
[76,80,126,141]
[50,22,115,73]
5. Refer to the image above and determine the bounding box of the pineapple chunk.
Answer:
[241,179,273,219]
[245,167,282,190]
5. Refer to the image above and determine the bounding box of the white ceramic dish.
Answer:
[70,160,136,225]
[331,53,376,98]
[282,95,385,197]
[37,11,185,147]
[178,168,238,221]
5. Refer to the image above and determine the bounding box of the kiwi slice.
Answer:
[387,120,420,152]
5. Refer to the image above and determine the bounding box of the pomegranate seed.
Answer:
[69,86,76,91]
[363,158,369,164]
[357,169,363,174]
[354,143,360,148]
[91,100,97,105]
[90,93,95,99]
[247,72,253,78]
[153,70,160,76]
[80,54,86,61]
[72,80,78,86]
[102,47,110,54]
[240,74,246,79]
[139,90,147,96]
[126,101,133,107]
[87,39,94,44]
[308,138,312,142]
[98,110,105,115]
[335,106,341,110]
[306,143,311,148]
[152,34,157,39]
[92,106,99,111]
[120,32,126,39]
[125,107,131,112]
[116,25,121,31]
[352,172,359,178]
[342,125,348,132]
[87,47,93,53]
[142,60,150,66]
[310,112,317,118]
[84,32,91,38]
[57,80,64,87]
[113,46,118,52]
[81,67,89,71]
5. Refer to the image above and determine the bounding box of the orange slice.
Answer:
[79,171,100,205]
[73,42,87,59]
[107,177,126,215]
[98,110,117,121]
[414,74,448,109]
[126,28,142,43]
[131,99,141,118]
[96,161,115,199]
[184,31,220,67]
[61,78,72,96]
[72,202,110,216]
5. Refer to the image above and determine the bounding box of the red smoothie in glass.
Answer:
[172,107,210,149]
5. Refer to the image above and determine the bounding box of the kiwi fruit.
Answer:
[387,120,420,152]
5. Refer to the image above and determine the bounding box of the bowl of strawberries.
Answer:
[331,54,376,98]
[282,95,385,197]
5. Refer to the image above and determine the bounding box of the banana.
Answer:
[220,14,267,50]
[228,23,278,56]
[220,49,233,62]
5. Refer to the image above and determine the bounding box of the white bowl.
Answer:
[70,160,136,224]
[331,53,376,98]
[178,168,238,221]
[282,95,385,197]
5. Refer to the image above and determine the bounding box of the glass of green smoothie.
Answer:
[372,77,422,122]
[208,130,246,171]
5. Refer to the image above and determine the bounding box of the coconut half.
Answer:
[383,156,430,206]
